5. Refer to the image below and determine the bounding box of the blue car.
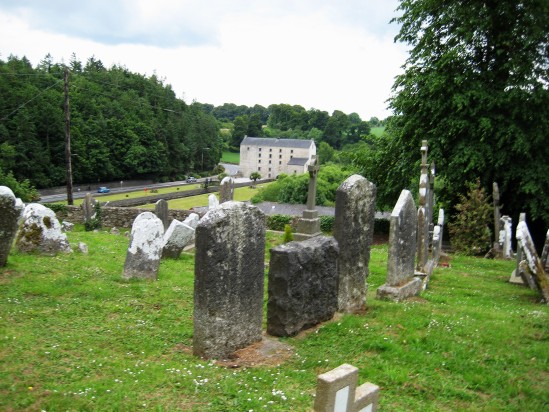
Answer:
[97,186,110,193]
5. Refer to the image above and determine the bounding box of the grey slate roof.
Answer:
[241,137,313,149]
[287,157,309,166]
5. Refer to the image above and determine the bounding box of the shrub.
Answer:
[282,224,294,243]
[84,202,102,232]
[320,215,335,233]
[0,170,40,202]
[267,214,292,231]
[448,180,493,255]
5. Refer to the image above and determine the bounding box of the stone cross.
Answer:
[314,364,380,412]
[294,155,321,240]
[306,155,320,211]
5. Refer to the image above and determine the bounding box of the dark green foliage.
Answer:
[84,202,102,232]
[0,170,40,202]
[0,55,221,188]
[448,180,493,255]
[282,224,294,243]
[266,214,292,231]
[320,215,334,233]
[373,218,390,235]
[45,203,68,214]
[385,0,549,233]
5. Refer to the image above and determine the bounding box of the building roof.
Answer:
[287,157,309,166]
[241,137,314,149]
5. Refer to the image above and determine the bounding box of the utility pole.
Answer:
[64,66,74,205]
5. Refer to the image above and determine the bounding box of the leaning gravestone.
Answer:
[267,236,339,337]
[208,194,219,210]
[334,175,376,313]
[219,176,234,203]
[162,219,195,259]
[193,201,266,359]
[516,221,549,303]
[377,190,423,301]
[154,199,170,230]
[0,186,23,266]
[123,212,164,280]
[16,203,71,255]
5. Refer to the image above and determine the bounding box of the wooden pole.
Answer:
[64,67,74,205]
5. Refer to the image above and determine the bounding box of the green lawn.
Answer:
[1,229,547,411]
[221,151,240,164]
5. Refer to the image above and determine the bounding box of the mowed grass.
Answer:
[221,151,240,164]
[1,229,548,411]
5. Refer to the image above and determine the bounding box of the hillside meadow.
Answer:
[1,228,548,411]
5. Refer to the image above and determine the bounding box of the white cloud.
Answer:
[0,1,406,119]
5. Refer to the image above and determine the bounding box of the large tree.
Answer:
[387,0,549,234]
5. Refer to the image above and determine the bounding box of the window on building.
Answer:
[269,168,271,171]
[258,167,261,171]
[269,160,271,164]
[247,147,249,151]
[279,154,282,159]
[269,154,272,158]
[258,160,261,163]
[269,148,272,152]
[279,161,281,165]
[290,155,293,159]
[258,153,261,158]
[291,149,294,153]
[279,149,282,153]
[259,148,262,151]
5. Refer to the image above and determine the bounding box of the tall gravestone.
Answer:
[154,199,169,230]
[510,213,527,285]
[334,175,376,313]
[541,230,549,274]
[516,221,549,303]
[416,140,430,272]
[377,190,423,301]
[267,236,339,337]
[493,182,502,255]
[219,176,234,203]
[294,156,322,241]
[16,203,71,255]
[123,212,164,280]
[193,201,266,359]
[0,186,23,266]
[500,215,513,258]
[82,193,97,223]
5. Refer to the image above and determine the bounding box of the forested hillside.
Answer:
[0,55,221,189]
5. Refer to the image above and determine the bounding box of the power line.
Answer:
[0,79,64,123]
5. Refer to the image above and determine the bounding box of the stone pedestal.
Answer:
[294,209,321,241]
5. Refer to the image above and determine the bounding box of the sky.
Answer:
[0,1,407,120]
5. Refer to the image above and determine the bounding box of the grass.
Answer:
[1,229,548,411]
[221,151,240,164]
[371,126,385,137]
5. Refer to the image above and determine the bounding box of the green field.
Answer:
[1,228,547,411]
[221,151,240,164]
[371,126,385,137]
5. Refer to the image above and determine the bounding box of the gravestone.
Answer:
[493,182,502,255]
[377,190,423,301]
[294,156,322,241]
[16,203,71,255]
[314,364,380,412]
[219,176,234,203]
[267,236,339,337]
[193,201,266,359]
[183,213,200,229]
[0,186,23,266]
[334,175,376,313]
[123,212,164,280]
[82,193,97,222]
[154,199,169,230]
[500,215,513,258]
[416,140,430,272]
[432,225,442,266]
[208,194,219,209]
[541,230,549,273]
[61,221,74,232]
[510,213,527,285]
[162,219,195,259]
[516,221,549,303]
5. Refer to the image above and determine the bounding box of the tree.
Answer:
[230,115,249,149]
[387,0,549,235]
[250,171,261,183]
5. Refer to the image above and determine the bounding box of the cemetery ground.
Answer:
[1,228,548,411]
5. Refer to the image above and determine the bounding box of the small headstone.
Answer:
[110,227,120,235]
[377,190,423,301]
[334,175,376,313]
[154,199,169,230]
[162,219,195,259]
[267,236,339,337]
[183,213,200,229]
[16,203,71,255]
[0,186,23,266]
[61,221,74,232]
[208,194,219,209]
[219,176,234,203]
[516,221,549,303]
[123,212,164,280]
[78,242,89,254]
[314,364,380,412]
[193,202,265,359]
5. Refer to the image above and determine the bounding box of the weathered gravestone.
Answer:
[123,212,164,280]
[541,230,549,274]
[510,213,527,285]
[161,219,195,259]
[208,194,219,210]
[294,156,322,241]
[500,215,513,259]
[183,213,200,229]
[314,364,380,412]
[154,199,169,230]
[334,175,376,313]
[267,236,339,337]
[82,193,97,222]
[516,221,549,303]
[219,176,234,203]
[377,190,423,301]
[193,201,265,359]
[16,203,71,255]
[416,140,430,272]
[0,186,23,266]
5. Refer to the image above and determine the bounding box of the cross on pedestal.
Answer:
[294,155,322,241]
